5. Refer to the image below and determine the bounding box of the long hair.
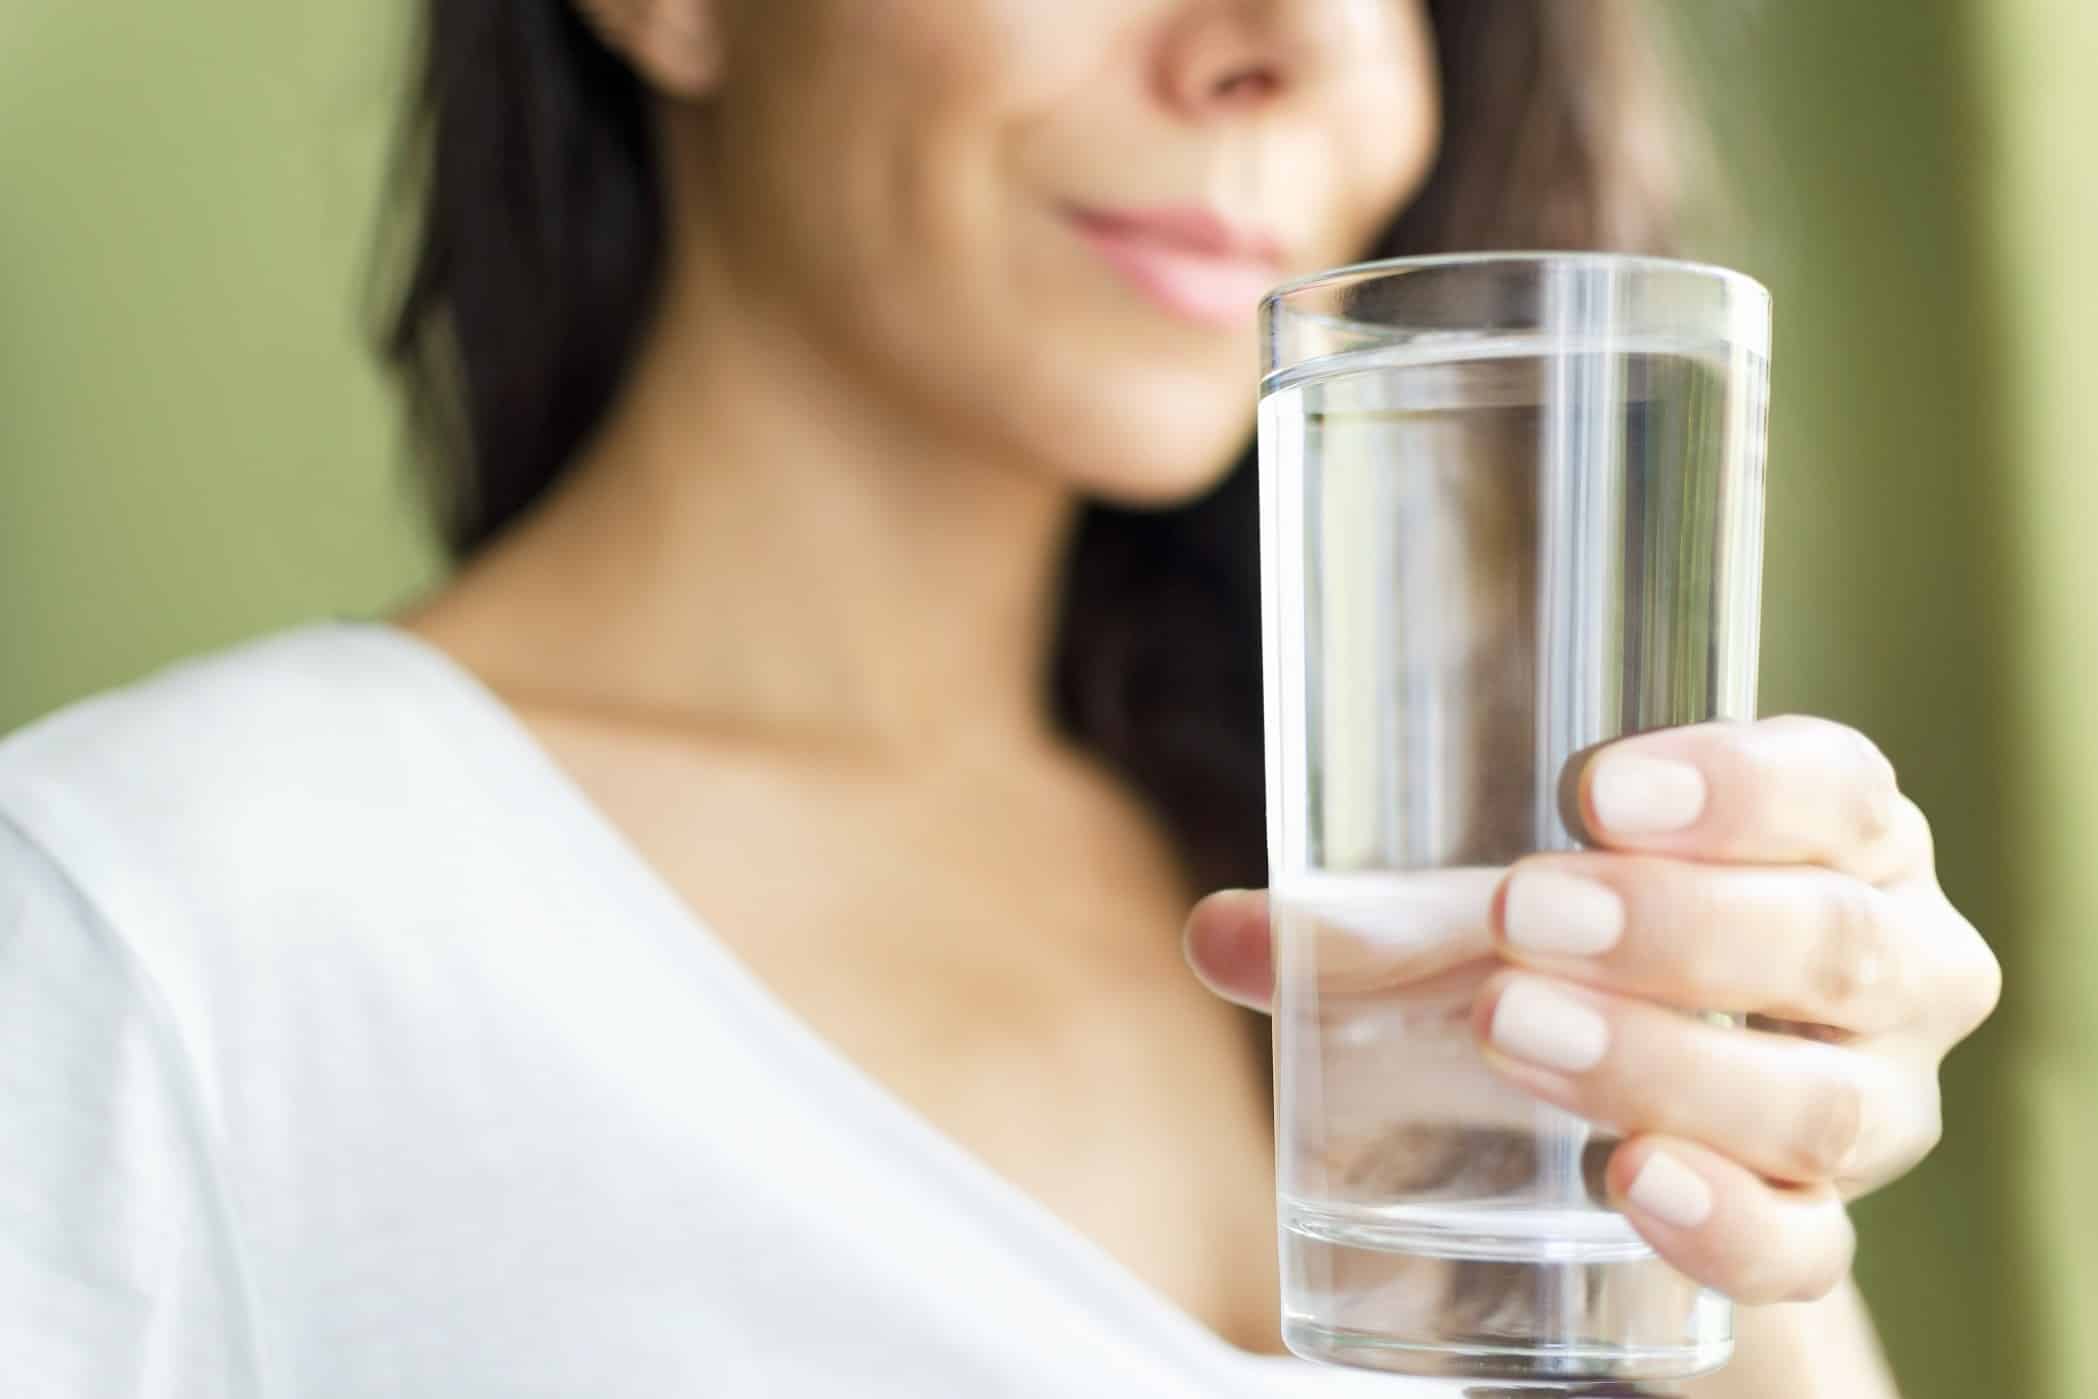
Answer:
[380,2,1686,895]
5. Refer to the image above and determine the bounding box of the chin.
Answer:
[1066,441,1247,509]
[1017,358,1255,510]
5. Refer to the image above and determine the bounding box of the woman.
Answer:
[0,1,1998,1395]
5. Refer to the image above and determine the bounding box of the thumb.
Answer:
[1182,889,1276,1011]
[1183,869,1505,1013]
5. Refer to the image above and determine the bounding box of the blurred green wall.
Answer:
[1,3,2089,1396]
[1675,5,2042,1396]
[0,0,435,724]
[1972,1,2098,1387]
[1684,4,2098,1393]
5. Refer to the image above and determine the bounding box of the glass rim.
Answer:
[1261,250,1772,316]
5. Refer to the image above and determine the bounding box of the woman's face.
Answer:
[653,0,1440,503]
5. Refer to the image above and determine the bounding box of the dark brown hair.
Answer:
[381,1,1684,895]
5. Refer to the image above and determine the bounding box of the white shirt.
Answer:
[0,624,1447,1398]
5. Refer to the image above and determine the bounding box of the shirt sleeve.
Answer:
[0,814,259,1398]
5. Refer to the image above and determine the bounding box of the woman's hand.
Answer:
[1183,715,2001,1305]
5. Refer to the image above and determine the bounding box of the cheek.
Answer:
[698,0,1272,500]
[1319,7,1445,258]
[696,3,1016,385]
[1352,89,1441,244]
[715,0,1085,291]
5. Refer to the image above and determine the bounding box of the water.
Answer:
[1257,337,1765,1379]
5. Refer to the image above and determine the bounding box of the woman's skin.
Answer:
[400,1,1999,1392]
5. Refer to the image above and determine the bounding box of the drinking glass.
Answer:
[1258,253,1770,1382]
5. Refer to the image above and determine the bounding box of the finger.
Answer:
[1568,715,1929,883]
[1490,854,1914,1035]
[1472,971,1907,1186]
[1922,891,2004,1042]
[1182,889,1273,1010]
[1607,1134,1857,1305]
[1184,870,1503,1012]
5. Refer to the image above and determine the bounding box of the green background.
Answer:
[3,3,2090,1394]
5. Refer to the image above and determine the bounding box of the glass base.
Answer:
[1285,1318,1732,1384]
[1281,1202,1733,1383]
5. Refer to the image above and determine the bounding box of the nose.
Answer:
[1154,0,1356,120]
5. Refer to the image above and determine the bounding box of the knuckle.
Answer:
[1809,883,1896,1021]
[1957,926,2005,1033]
[1769,718,1903,856]
[1723,728,1792,833]
[1783,1069,1865,1181]
[1848,726,1900,796]
[1784,1210,1857,1303]
[1850,780,1899,851]
[1726,723,1785,790]
[1839,729,1901,848]
[1901,795,1936,858]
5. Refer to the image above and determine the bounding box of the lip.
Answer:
[1066,204,1284,329]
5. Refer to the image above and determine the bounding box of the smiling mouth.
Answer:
[1066,204,1285,330]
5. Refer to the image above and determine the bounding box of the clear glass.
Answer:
[1258,253,1770,1382]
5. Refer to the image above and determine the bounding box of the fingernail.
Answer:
[1626,1150,1715,1230]
[1503,870,1625,956]
[1488,978,1609,1073]
[1590,753,1707,836]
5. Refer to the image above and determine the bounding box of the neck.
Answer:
[412,228,1082,763]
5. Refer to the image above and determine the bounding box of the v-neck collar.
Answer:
[325,619,1412,1391]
